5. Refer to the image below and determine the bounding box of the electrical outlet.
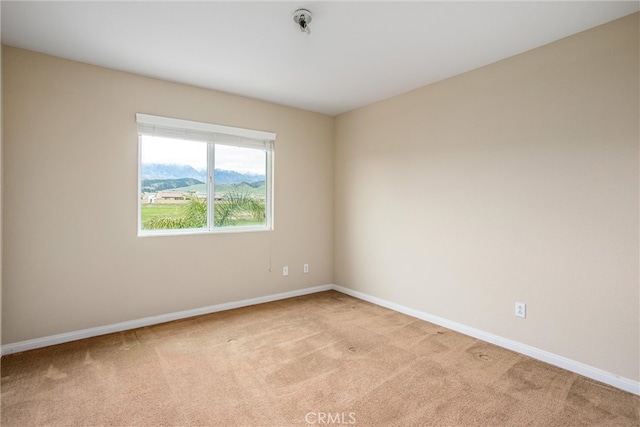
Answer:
[283,266,289,276]
[303,263,309,274]
[515,302,526,318]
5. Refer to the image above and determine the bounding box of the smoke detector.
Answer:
[293,9,312,34]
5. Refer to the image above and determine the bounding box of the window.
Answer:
[137,113,275,236]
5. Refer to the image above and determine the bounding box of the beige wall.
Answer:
[0,28,3,347]
[335,13,639,381]
[2,46,334,344]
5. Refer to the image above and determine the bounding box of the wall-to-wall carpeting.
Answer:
[2,291,638,426]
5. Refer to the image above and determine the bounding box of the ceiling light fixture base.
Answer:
[293,9,312,34]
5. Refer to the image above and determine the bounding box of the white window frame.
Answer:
[137,113,275,237]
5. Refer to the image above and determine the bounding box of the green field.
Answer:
[141,204,185,223]
[141,196,266,229]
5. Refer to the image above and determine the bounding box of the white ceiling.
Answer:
[2,1,638,116]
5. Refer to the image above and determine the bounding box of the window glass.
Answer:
[214,145,267,228]
[140,136,208,231]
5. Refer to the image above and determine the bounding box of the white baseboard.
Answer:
[332,285,640,396]
[2,283,638,396]
[0,284,333,356]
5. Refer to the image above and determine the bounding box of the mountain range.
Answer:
[141,178,204,193]
[141,163,265,185]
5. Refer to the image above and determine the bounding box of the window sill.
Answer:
[137,226,272,237]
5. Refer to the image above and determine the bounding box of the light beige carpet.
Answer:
[1,291,638,426]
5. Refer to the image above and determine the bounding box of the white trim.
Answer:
[332,285,640,396]
[137,225,271,238]
[2,283,637,396]
[1,285,332,356]
[137,133,143,232]
[136,113,276,143]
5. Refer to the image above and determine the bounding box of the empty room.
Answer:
[1,1,639,426]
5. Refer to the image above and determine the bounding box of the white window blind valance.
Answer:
[136,113,275,150]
